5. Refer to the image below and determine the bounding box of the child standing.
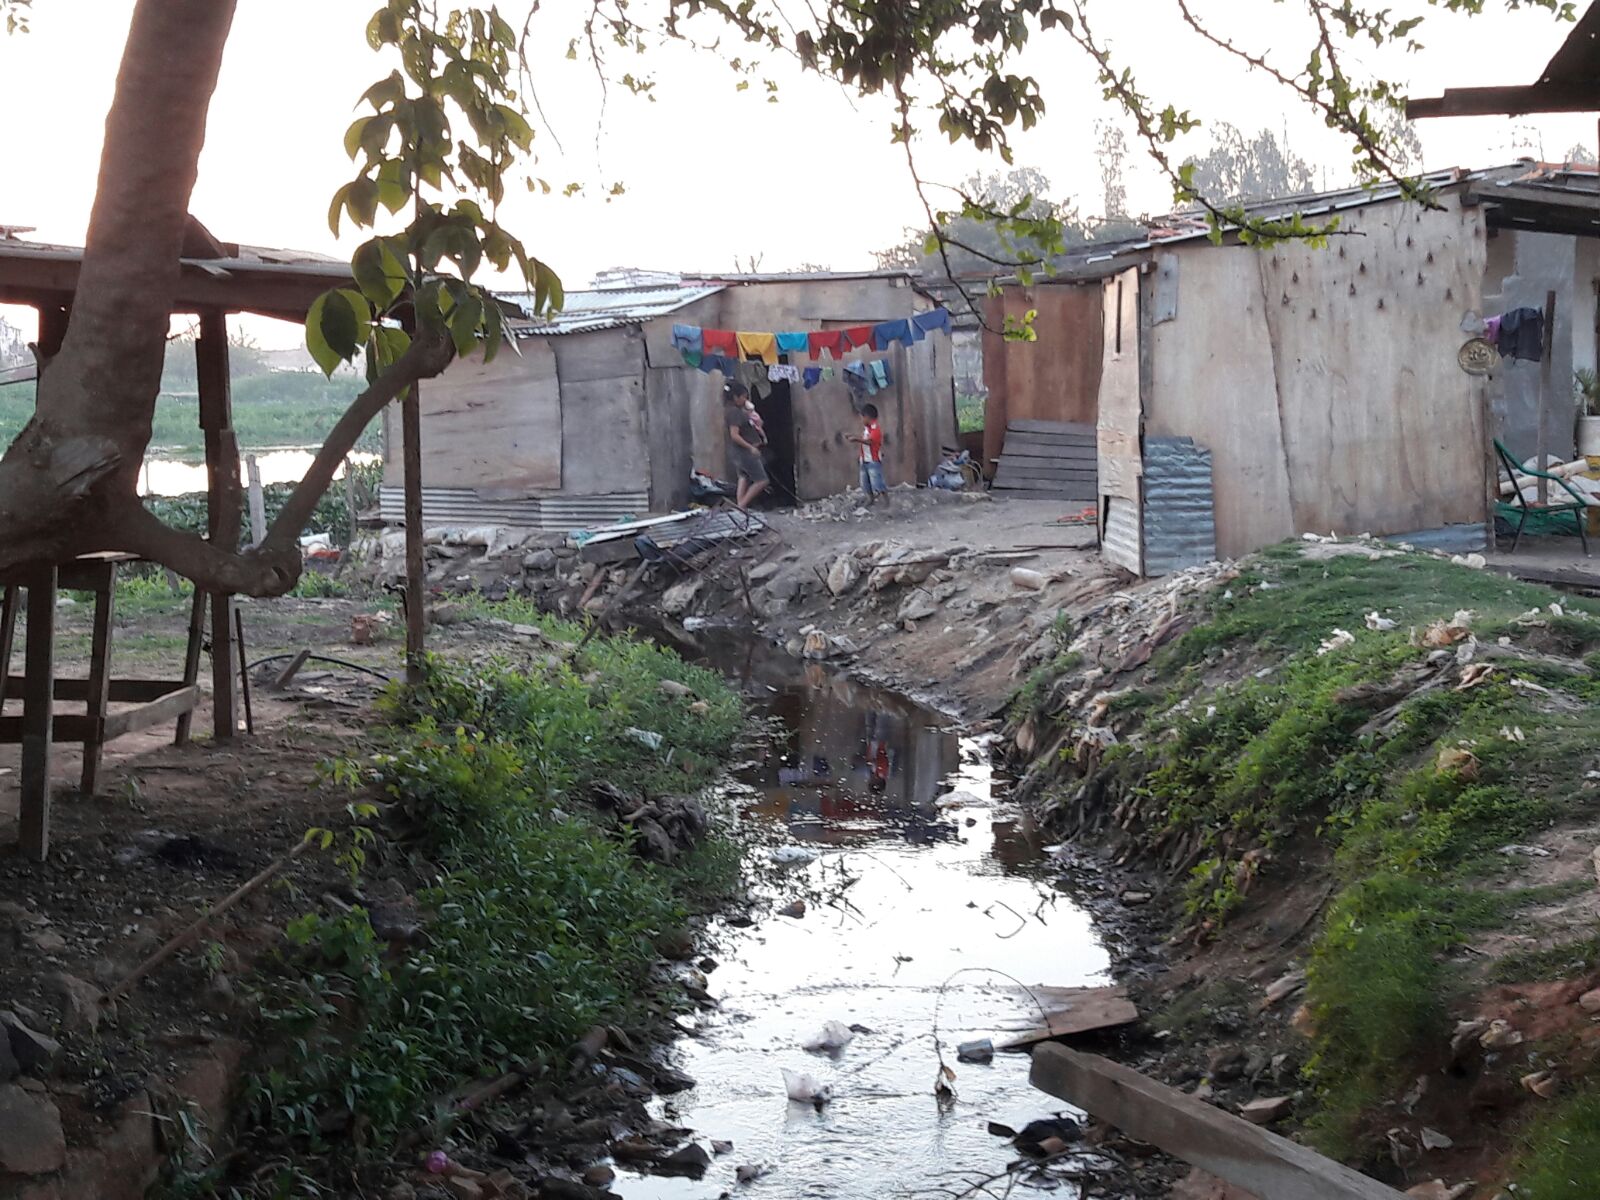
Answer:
[849,403,887,504]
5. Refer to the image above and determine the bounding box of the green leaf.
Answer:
[343,117,370,160]
[495,105,534,151]
[352,238,408,308]
[375,159,410,214]
[362,70,406,112]
[305,291,347,376]
[449,292,484,357]
[480,301,504,363]
[326,185,348,237]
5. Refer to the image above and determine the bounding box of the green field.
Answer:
[0,371,380,458]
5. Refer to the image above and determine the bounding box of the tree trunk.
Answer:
[0,0,454,598]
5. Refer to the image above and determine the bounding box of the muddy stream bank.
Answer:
[618,633,1124,1199]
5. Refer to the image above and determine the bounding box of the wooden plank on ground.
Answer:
[1030,1044,1407,1200]
[1000,450,1099,467]
[990,488,1100,502]
[1004,422,1094,441]
[995,469,1099,486]
[1003,435,1098,452]
[998,985,1139,1049]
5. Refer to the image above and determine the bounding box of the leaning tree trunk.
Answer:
[0,0,452,596]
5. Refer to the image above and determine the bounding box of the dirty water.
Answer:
[619,636,1117,1199]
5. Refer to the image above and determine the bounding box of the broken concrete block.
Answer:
[1239,1095,1292,1125]
[827,556,860,596]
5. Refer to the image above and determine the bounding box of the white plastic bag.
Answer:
[802,1021,855,1053]
[782,1068,832,1105]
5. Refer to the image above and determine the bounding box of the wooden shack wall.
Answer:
[982,284,1105,469]
[1144,197,1488,560]
[382,336,560,491]
[643,277,955,501]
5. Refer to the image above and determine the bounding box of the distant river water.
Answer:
[137,449,380,497]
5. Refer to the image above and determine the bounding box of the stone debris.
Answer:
[1,1010,60,1075]
[1577,987,1600,1013]
[826,555,861,596]
[1238,1095,1292,1125]
[0,1082,66,1175]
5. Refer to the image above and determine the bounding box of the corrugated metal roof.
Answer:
[499,285,723,336]
[378,486,649,530]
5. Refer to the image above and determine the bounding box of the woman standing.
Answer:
[723,382,769,510]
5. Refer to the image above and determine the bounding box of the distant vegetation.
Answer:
[0,370,379,459]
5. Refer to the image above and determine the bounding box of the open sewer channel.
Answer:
[616,637,1119,1199]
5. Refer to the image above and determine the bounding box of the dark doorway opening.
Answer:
[752,374,797,506]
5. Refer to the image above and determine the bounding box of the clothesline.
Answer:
[708,355,898,396]
[670,306,953,370]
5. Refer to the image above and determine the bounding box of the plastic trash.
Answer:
[1316,628,1355,656]
[625,727,664,751]
[956,1038,994,1064]
[782,1068,832,1105]
[1010,567,1047,591]
[771,845,819,865]
[802,1021,856,1053]
[1364,611,1397,632]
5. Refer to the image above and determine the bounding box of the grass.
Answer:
[1513,1083,1600,1198]
[1488,934,1600,984]
[956,392,984,434]
[234,629,744,1167]
[1015,541,1600,1157]
[0,374,377,457]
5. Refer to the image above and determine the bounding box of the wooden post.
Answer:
[80,562,116,796]
[0,584,16,712]
[1030,1044,1407,1200]
[1537,289,1557,507]
[245,454,266,546]
[195,309,238,738]
[174,590,206,746]
[401,382,426,685]
[19,566,57,862]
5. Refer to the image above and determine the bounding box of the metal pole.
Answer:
[1537,289,1557,508]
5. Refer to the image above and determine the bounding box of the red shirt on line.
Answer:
[860,420,883,463]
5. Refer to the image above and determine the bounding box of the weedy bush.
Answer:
[242,646,742,1154]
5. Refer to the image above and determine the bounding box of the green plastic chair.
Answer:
[1494,438,1591,556]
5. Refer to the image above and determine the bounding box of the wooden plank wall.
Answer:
[982,284,1105,471]
[384,336,560,491]
[553,331,650,496]
[1146,200,1488,558]
[991,419,1097,501]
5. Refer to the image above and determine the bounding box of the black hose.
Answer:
[244,652,395,683]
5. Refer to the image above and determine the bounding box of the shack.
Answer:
[381,270,956,526]
[984,164,1600,573]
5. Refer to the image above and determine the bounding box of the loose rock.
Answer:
[0,1083,66,1175]
[1239,1096,1292,1125]
[1,1011,60,1074]
[1577,987,1600,1014]
[652,1142,711,1178]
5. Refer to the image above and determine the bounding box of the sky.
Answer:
[2,0,1598,348]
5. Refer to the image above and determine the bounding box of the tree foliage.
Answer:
[1181,123,1319,208]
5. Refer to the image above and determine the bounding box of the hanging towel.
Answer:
[680,348,703,368]
[671,323,703,354]
[872,319,915,351]
[776,331,810,355]
[802,366,822,390]
[843,325,875,352]
[702,328,738,357]
[1499,307,1544,362]
[867,359,891,393]
[737,331,779,365]
[768,364,800,383]
[808,330,848,360]
[697,353,736,375]
[912,307,952,339]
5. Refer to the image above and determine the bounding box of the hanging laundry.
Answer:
[808,329,847,360]
[680,348,703,368]
[1498,307,1544,362]
[1483,314,1502,348]
[737,359,767,386]
[703,329,738,357]
[868,359,891,392]
[671,324,703,354]
[802,366,822,390]
[776,331,810,355]
[697,353,736,375]
[737,331,778,365]
[843,325,876,352]
[912,307,952,338]
[843,361,869,393]
[769,363,800,383]
[822,366,836,380]
[872,318,915,351]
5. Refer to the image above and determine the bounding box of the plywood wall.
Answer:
[1146,197,1488,558]
[982,283,1105,469]
[383,336,560,491]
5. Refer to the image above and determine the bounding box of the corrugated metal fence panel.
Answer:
[1142,436,1217,576]
[378,487,649,530]
[1102,495,1142,574]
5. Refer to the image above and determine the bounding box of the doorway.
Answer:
[752,374,797,506]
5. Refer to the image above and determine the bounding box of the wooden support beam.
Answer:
[175,590,206,746]
[401,382,426,685]
[1029,1044,1407,1200]
[1538,290,1557,508]
[196,308,238,739]
[19,567,56,862]
[80,571,116,796]
[1407,82,1600,119]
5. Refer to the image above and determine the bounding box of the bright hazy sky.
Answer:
[3,1,1598,347]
